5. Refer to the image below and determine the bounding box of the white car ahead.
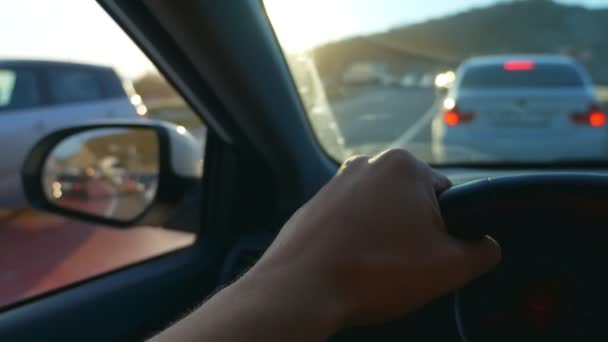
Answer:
[431,55,606,163]
[0,60,147,207]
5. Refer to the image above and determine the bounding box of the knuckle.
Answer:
[376,149,417,171]
[340,155,369,170]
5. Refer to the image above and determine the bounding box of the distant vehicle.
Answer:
[55,169,90,199]
[379,74,399,87]
[418,73,435,88]
[342,63,375,84]
[0,59,147,207]
[400,73,418,88]
[431,55,606,163]
[99,156,127,187]
[341,63,390,86]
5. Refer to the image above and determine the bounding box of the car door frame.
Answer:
[0,0,339,340]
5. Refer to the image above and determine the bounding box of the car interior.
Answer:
[1,1,607,341]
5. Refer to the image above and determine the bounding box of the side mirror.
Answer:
[22,121,203,228]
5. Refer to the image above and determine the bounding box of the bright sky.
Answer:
[264,0,608,51]
[2,1,606,79]
[1,1,155,79]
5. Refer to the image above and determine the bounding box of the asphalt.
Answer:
[330,85,440,160]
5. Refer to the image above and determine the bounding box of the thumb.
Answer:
[454,236,502,286]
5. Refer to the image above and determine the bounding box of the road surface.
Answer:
[330,86,440,160]
[56,178,153,221]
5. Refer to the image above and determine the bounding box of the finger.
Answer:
[430,169,452,193]
[451,236,502,288]
[417,163,451,209]
[338,155,369,175]
[369,148,415,166]
[409,157,450,192]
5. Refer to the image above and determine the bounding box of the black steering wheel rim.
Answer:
[440,173,608,342]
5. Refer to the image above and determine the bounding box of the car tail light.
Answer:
[443,107,475,126]
[504,60,535,71]
[590,111,606,127]
[570,105,607,127]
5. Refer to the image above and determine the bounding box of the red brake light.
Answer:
[444,111,460,126]
[570,105,606,127]
[504,60,535,71]
[589,111,606,127]
[443,107,474,126]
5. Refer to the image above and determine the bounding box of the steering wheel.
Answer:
[333,173,608,341]
[443,173,608,342]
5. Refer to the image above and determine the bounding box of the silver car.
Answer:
[432,55,606,163]
[0,60,147,207]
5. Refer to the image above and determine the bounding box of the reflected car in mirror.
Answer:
[23,121,202,227]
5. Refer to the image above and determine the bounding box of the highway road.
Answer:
[330,86,441,161]
[55,178,153,221]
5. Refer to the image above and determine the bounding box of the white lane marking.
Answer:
[390,100,441,147]
[104,184,119,218]
[358,113,393,121]
[144,180,158,203]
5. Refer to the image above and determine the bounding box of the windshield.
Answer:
[460,64,586,89]
[264,0,608,165]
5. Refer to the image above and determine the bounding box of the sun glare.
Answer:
[263,0,352,52]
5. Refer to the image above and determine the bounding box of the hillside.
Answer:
[313,0,608,84]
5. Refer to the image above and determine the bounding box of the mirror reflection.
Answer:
[42,128,159,221]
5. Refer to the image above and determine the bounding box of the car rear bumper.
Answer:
[433,130,608,163]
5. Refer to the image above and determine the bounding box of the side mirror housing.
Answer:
[21,121,202,228]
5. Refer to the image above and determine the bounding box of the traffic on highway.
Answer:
[321,55,608,165]
[273,1,608,167]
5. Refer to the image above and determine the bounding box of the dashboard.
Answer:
[442,167,608,185]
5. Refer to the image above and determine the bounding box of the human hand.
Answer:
[247,149,501,330]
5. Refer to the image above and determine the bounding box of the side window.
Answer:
[0,68,41,111]
[98,69,128,99]
[0,1,205,309]
[48,68,104,104]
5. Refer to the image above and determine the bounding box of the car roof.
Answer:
[0,59,115,72]
[461,54,578,68]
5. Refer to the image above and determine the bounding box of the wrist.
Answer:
[233,257,350,339]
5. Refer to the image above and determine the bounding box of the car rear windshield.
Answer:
[460,64,585,89]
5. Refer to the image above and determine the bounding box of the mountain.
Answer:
[313,0,608,84]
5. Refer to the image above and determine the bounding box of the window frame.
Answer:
[96,68,129,99]
[0,65,45,113]
[43,65,107,106]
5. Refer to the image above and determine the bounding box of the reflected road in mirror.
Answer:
[43,128,159,221]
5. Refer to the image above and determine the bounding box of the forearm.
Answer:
[150,262,344,342]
